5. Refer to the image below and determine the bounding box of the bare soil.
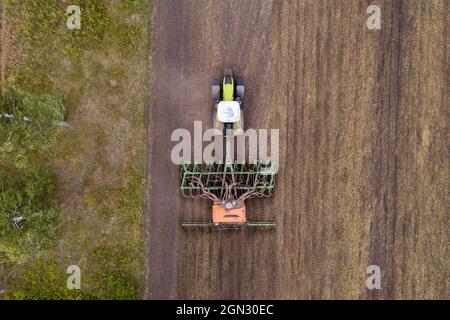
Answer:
[146,0,448,299]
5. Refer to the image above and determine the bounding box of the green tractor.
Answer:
[212,69,245,136]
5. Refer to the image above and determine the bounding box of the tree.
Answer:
[0,85,65,263]
[0,165,61,264]
[0,86,66,167]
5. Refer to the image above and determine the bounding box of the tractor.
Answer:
[212,69,244,136]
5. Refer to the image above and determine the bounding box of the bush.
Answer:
[0,86,65,263]
[0,165,61,263]
[0,86,66,167]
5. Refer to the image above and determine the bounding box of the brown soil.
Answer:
[146,0,448,299]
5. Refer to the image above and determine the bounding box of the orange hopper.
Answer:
[212,204,246,225]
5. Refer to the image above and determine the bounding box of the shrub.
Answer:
[0,86,65,263]
[0,165,61,264]
[0,86,66,167]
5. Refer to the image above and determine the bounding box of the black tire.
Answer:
[236,85,245,100]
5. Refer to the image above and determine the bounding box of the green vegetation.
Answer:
[84,245,140,299]
[4,247,139,300]
[0,86,66,167]
[0,86,65,264]
[0,164,61,264]
[2,0,150,299]
[3,257,82,300]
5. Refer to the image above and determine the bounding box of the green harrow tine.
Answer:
[180,161,276,197]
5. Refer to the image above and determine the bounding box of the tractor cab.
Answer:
[217,101,241,122]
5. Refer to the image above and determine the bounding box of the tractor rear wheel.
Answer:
[236,77,245,99]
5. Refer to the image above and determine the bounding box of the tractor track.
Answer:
[146,0,448,299]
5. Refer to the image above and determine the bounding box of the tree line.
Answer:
[0,86,66,263]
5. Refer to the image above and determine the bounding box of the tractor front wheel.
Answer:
[212,78,221,100]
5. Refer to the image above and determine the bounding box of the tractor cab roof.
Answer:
[217,101,240,123]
